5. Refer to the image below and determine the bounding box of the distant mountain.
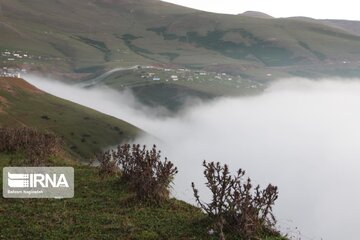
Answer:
[1,0,360,105]
[321,19,360,36]
[241,11,273,19]
[0,77,140,158]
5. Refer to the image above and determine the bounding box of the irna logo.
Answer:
[7,172,69,188]
[3,167,74,198]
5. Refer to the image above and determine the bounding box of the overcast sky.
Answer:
[162,0,360,20]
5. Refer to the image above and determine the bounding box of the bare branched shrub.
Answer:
[192,162,231,240]
[0,127,62,166]
[97,144,178,204]
[192,161,279,240]
[94,150,120,177]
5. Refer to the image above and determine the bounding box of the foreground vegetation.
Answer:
[0,153,285,240]
[96,144,282,239]
[0,154,206,239]
[0,127,62,166]
[0,128,285,239]
[192,161,279,240]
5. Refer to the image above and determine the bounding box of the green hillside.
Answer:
[0,77,140,159]
[0,0,360,111]
[321,19,360,36]
[1,0,360,79]
[2,0,360,110]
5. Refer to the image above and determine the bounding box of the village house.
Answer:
[0,67,22,78]
[170,75,178,81]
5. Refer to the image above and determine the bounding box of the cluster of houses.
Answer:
[1,50,30,62]
[134,65,265,90]
[0,67,25,78]
[1,49,59,63]
[140,66,239,83]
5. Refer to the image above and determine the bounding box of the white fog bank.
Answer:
[25,75,360,240]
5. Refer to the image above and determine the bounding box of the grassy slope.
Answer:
[320,19,360,36]
[0,77,140,159]
[5,0,360,110]
[0,154,285,240]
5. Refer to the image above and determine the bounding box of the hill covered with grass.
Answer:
[0,77,140,159]
[1,0,360,81]
[2,0,360,111]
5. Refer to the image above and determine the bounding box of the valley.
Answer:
[1,0,360,239]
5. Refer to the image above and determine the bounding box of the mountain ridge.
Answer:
[241,11,273,19]
[1,0,360,73]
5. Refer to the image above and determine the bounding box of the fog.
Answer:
[25,75,360,240]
